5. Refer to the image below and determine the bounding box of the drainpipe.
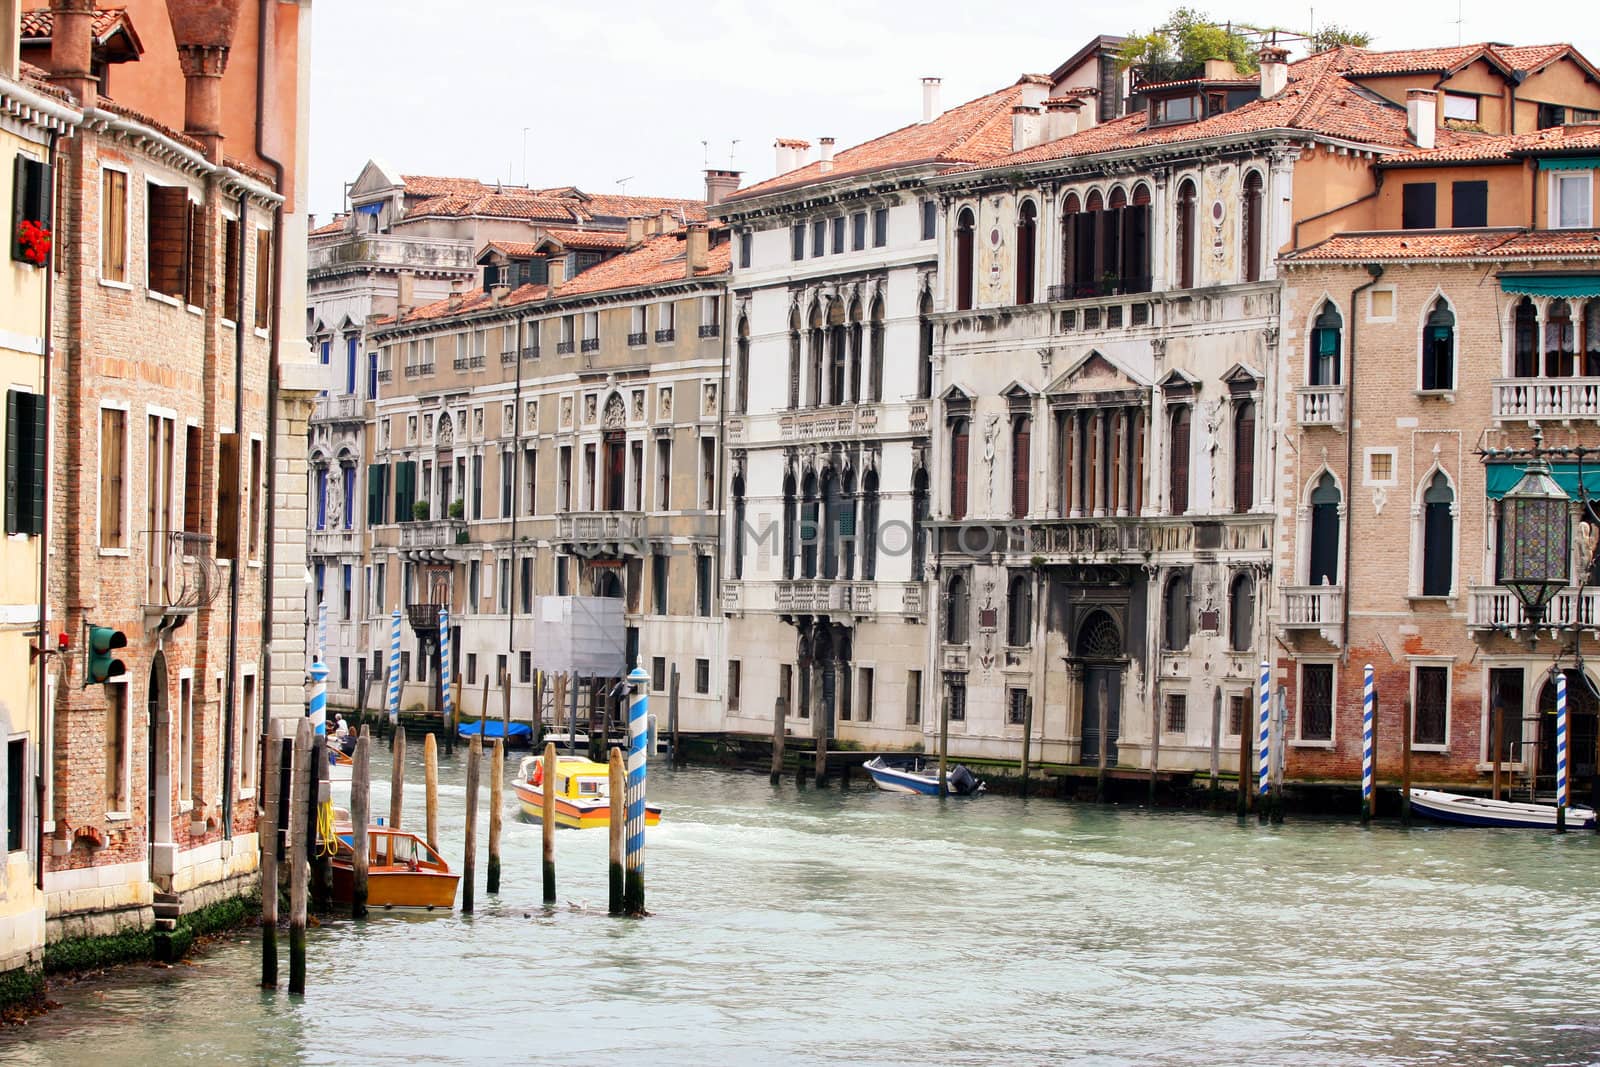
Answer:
[1342,264,1386,656]
[36,128,59,891]
[222,192,248,838]
[507,316,521,683]
[255,0,286,821]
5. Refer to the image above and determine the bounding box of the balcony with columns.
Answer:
[1467,585,1600,630]
[724,578,926,620]
[1279,583,1344,643]
[1295,386,1345,427]
[1491,378,1600,421]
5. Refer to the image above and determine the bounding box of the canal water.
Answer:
[4,746,1600,1066]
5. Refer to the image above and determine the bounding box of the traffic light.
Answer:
[84,624,127,687]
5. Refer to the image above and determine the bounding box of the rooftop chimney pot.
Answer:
[704,168,742,208]
[1407,88,1438,150]
[1258,46,1289,98]
[922,76,942,124]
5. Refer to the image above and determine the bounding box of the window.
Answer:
[652,553,669,615]
[699,436,716,509]
[1015,200,1037,304]
[1232,399,1255,513]
[1442,92,1478,122]
[860,471,879,580]
[1229,573,1254,652]
[855,667,874,722]
[341,564,353,620]
[696,553,713,617]
[1513,297,1539,376]
[811,219,826,258]
[945,574,969,644]
[1175,179,1196,289]
[1309,302,1342,386]
[1164,693,1187,733]
[468,559,480,604]
[906,670,923,725]
[101,168,127,281]
[500,451,514,517]
[728,661,741,711]
[1229,694,1248,736]
[945,673,967,722]
[921,199,936,240]
[652,656,666,691]
[1006,413,1031,517]
[520,650,532,684]
[557,445,572,512]
[692,659,709,695]
[1402,183,1437,229]
[5,390,46,535]
[555,555,569,596]
[465,653,477,686]
[791,224,805,261]
[735,316,750,414]
[917,293,933,399]
[851,211,866,251]
[739,231,752,269]
[147,183,193,300]
[223,216,240,317]
[1006,572,1032,646]
[657,302,675,342]
[656,439,671,510]
[1168,405,1191,515]
[240,673,258,790]
[1421,471,1455,596]
[1547,299,1577,376]
[1007,688,1028,726]
[254,227,272,330]
[1155,94,1198,123]
[1242,170,1264,282]
[1300,663,1334,742]
[176,674,194,807]
[1554,172,1592,229]
[1308,473,1341,586]
[498,557,511,612]
[184,426,204,534]
[99,407,127,548]
[1421,298,1455,391]
[954,208,975,311]
[106,679,129,811]
[1163,570,1191,651]
[1452,180,1488,228]
[1413,665,1449,746]
[872,207,888,247]
[949,417,970,520]
[831,216,846,255]
[524,447,538,515]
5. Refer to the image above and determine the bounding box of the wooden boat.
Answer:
[330,828,460,910]
[513,755,662,829]
[1409,788,1597,829]
[864,756,985,796]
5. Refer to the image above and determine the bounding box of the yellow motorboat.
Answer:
[513,755,662,830]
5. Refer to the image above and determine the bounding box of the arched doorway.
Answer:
[592,568,624,600]
[1076,610,1123,765]
[146,651,172,882]
[1537,670,1599,800]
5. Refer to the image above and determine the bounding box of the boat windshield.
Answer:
[576,778,606,797]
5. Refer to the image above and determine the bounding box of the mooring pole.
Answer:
[1237,709,1251,818]
[608,746,625,915]
[624,662,650,915]
[351,727,371,918]
[1095,681,1108,804]
[938,681,950,797]
[388,728,406,830]
[308,662,333,911]
[488,738,504,894]
[1208,686,1222,801]
[770,696,786,786]
[288,718,312,995]
[1257,661,1271,824]
[1400,695,1414,827]
[1491,696,1504,802]
[542,740,556,905]
[1149,696,1161,808]
[386,608,402,750]
[260,726,280,988]
[424,731,439,853]
[439,609,455,756]
[1556,670,1569,834]
[669,663,682,766]
[1361,664,1375,824]
[463,735,481,913]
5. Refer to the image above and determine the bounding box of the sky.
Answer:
[306,0,1600,222]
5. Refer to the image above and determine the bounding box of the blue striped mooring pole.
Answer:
[624,661,650,915]
[1361,664,1375,823]
[309,660,328,737]
[1556,670,1569,833]
[438,608,453,735]
[386,608,402,726]
[1257,661,1271,818]
[316,599,327,665]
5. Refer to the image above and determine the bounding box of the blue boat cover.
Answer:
[457,721,534,740]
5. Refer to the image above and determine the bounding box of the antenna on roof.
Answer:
[617,176,634,194]
[701,140,710,167]
[1453,0,1464,45]
[729,139,740,169]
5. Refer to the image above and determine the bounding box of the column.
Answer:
[1095,411,1110,518]
[1122,407,1137,515]
[1066,411,1080,518]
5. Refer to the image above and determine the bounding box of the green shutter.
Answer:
[4,390,18,535]
[25,392,44,535]
[367,463,381,525]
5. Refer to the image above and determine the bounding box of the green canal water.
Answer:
[4,748,1600,1066]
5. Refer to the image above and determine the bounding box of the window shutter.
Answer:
[25,392,44,535]
[1169,407,1190,515]
[1233,402,1255,514]
[223,216,241,317]
[951,425,969,520]
[147,185,190,299]
[183,427,203,534]
[367,464,381,525]
[1012,421,1030,517]
[4,390,19,534]
[216,433,240,558]
[185,200,204,307]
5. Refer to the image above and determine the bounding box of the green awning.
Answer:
[1498,274,1600,298]
[1537,156,1600,171]
[1486,462,1600,500]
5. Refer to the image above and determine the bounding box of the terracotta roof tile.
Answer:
[405,193,590,224]
[1284,228,1600,262]
[1491,44,1572,72]
[540,228,629,251]
[580,195,707,222]
[1339,43,1502,76]
[1382,124,1600,165]
[309,218,347,237]
[19,6,137,44]
[400,174,535,198]
[728,79,1029,200]
[93,95,207,155]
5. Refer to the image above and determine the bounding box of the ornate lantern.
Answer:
[1499,458,1571,626]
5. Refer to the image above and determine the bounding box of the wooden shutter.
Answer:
[951,423,969,520]
[102,169,128,281]
[4,391,18,534]
[12,156,51,260]
[223,216,240,318]
[147,184,190,299]
[216,433,240,558]
[1233,401,1255,514]
[183,425,203,533]
[100,408,125,547]
[1012,418,1030,518]
[367,464,381,525]
[184,200,204,308]
[254,227,272,329]
[1169,406,1190,515]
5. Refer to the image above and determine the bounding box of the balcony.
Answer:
[581,337,600,353]
[1467,585,1600,630]
[779,407,859,440]
[501,349,518,366]
[469,353,486,369]
[521,346,540,361]
[399,519,468,560]
[1295,385,1345,427]
[556,511,645,550]
[1279,584,1344,633]
[556,340,575,355]
[698,323,720,339]
[306,232,476,279]
[310,527,362,557]
[142,531,220,615]
[627,331,647,346]
[1047,276,1153,301]
[310,394,364,425]
[376,369,392,383]
[1491,377,1600,421]
[940,515,1272,565]
[655,328,675,344]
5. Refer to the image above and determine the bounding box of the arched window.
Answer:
[1126,183,1153,293]
[917,292,934,399]
[1168,405,1191,515]
[807,303,824,407]
[861,471,879,580]
[1309,473,1341,586]
[1546,298,1576,377]
[1422,298,1454,391]
[1103,187,1126,292]
[946,573,970,644]
[827,302,848,405]
[949,417,970,520]
[1513,297,1538,377]
[1229,572,1255,652]
[1421,471,1454,596]
[840,468,857,581]
[315,464,328,530]
[732,474,746,579]
[868,297,885,401]
[1586,301,1600,376]
[1175,179,1197,289]
[787,309,802,409]
[782,473,797,580]
[1085,190,1106,293]
[1309,302,1342,386]
[800,471,819,578]
[911,467,929,580]
[1232,399,1255,514]
[341,462,356,530]
[821,467,841,580]
[955,208,976,311]
[1163,570,1191,651]
[1061,191,1086,296]
[1016,200,1037,304]
[1011,412,1031,518]
[736,315,751,413]
[1242,170,1264,283]
[846,300,863,404]
[1006,572,1032,646]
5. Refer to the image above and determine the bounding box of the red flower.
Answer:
[15,219,51,267]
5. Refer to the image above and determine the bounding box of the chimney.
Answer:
[626,215,647,246]
[685,222,709,277]
[1,0,19,80]
[1203,58,1240,81]
[1017,74,1049,110]
[448,278,467,311]
[1043,98,1077,142]
[773,138,792,175]
[658,207,680,234]
[396,271,416,319]
[818,137,835,173]
[1010,105,1042,152]
[1258,46,1289,98]
[490,282,511,306]
[1407,89,1438,150]
[922,76,942,123]
[547,256,566,294]
[46,0,96,103]
[704,168,741,207]
[165,0,244,163]
[1064,98,1086,135]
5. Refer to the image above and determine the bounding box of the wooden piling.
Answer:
[541,741,557,905]
[1019,692,1034,799]
[566,671,580,749]
[259,728,280,988]
[1237,718,1251,817]
[500,669,511,745]
[1400,696,1414,826]
[1491,697,1504,802]
[532,671,544,748]
[815,676,829,787]
[1208,687,1222,800]
[310,736,333,912]
[1149,703,1162,807]
[668,666,681,766]
[937,683,949,797]
[355,661,369,733]
[388,727,406,830]
[424,731,439,853]
[1096,686,1109,804]
[351,727,371,918]
[463,735,480,914]
[288,719,312,995]
[480,674,491,743]
[488,738,504,895]
[608,747,625,915]
[770,697,786,785]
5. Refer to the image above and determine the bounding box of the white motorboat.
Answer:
[1408,788,1596,829]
